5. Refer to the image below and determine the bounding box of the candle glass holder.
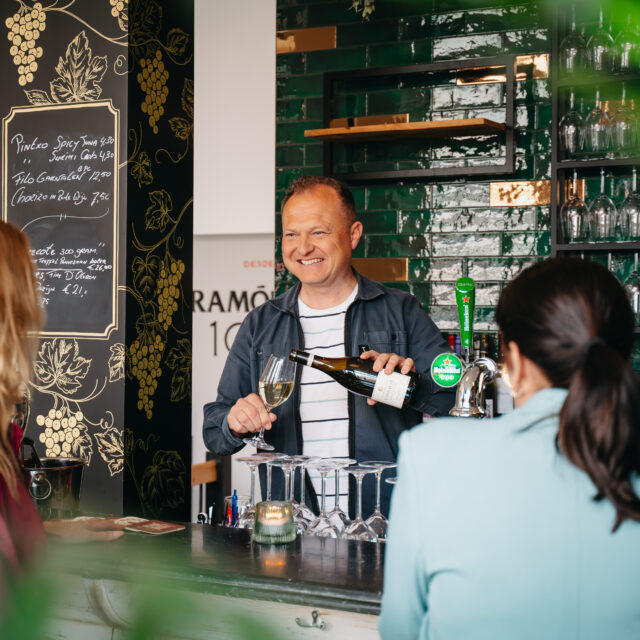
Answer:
[327,457,356,533]
[252,500,296,544]
[342,465,377,542]
[361,460,398,543]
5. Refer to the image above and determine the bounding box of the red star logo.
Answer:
[443,357,451,365]
[463,296,470,303]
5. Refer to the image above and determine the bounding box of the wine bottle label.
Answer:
[372,371,410,408]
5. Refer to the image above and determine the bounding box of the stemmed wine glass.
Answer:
[243,355,296,450]
[305,459,340,538]
[561,169,588,242]
[611,83,637,153]
[235,454,267,530]
[342,465,377,542]
[288,455,317,528]
[385,476,398,485]
[267,455,307,533]
[589,168,618,241]
[559,88,583,157]
[559,5,586,76]
[620,168,640,240]
[361,460,398,542]
[587,6,614,73]
[614,14,639,73]
[327,457,356,533]
[583,87,611,156]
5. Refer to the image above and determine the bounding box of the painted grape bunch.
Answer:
[5,2,45,87]
[129,328,163,420]
[108,0,128,18]
[137,49,169,134]
[157,258,185,331]
[37,408,85,458]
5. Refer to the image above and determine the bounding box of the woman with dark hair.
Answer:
[379,257,640,640]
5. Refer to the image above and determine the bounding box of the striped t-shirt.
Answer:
[298,286,357,511]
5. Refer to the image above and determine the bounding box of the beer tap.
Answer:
[449,277,499,418]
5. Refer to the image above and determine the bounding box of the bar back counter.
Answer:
[51,524,383,639]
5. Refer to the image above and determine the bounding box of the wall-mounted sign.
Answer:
[2,100,118,338]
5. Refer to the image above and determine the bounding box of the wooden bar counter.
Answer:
[51,524,383,639]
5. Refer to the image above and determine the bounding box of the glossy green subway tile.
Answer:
[367,185,431,210]
[537,231,550,255]
[398,210,431,234]
[365,139,431,164]
[338,20,398,47]
[432,134,502,160]
[609,253,637,285]
[467,257,537,281]
[473,306,497,331]
[277,74,324,99]
[275,214,282,236]
[515,78,551,105]
[409,282,430,308]
[332,143,367,167]
[410,257,465,281]
[467,107,506,124]
[352,241,365,258]
[306,47,367,74]
[431,207,536,233]
[433,183,491,209]
[432,232,500,256]
[277,53,306,77]
[334,92,367,118]
[277,98,306,122]
[514,155,535,180]
[424,305,459,331]
[351,187,366,211]
[514,130,533,155]
[304,143,323,166]
[277,121,321,144]
[537,206,550,230]
[305,97,323,121]
[466,5,540,33]
[432,32,502,61]
[501,231,550,256]
[368,88,431,116]
[369,40,431,67]
[515,105,535,129]
[365,234,430,258]
[534,154,550,180]
[398,15,430,40]
[277,6,307,30]
[366,0,438,20]
[501,29,548,55]
[276,145,305,167]
[360,210,398,234]
[532,129,551,155]
[306,2,362,27]
[429,12,465,37]
[432,281,500,306]
[536,103,552,128]
[276,167,321,191]
[384,282,411,293]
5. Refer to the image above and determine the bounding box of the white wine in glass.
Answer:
[243,355,296,451]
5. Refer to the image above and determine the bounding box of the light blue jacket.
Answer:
[379,388,640,640]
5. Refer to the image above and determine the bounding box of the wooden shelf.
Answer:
[304,118,506,142]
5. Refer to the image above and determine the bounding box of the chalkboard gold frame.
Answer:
[2,100,120,339]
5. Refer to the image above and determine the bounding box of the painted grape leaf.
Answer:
[108,343,125,382]
[166,339,191,402]
[34,339,91,394]
[71,426,93,464]
[130,151,153,187]
[50,31,107,103]
[132,254,160,299]
[95,428,124,476]
[181,78,194,120]
[145,189,173,232]
[117,8,129,32]
[166,28,189,57]
[141,450,185,510]
[24,89,52,105]
[129,0,162,51]
[169,117,191,141]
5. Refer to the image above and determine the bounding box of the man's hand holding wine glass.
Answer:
[227,393,276,438]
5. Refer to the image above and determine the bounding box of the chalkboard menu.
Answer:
[2,101,118,337]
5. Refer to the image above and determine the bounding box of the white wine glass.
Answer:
[243,355,296,451]
[328,457,356,532]
[305,459,340,538]
[342,465,378,542]
[362,460,397,542]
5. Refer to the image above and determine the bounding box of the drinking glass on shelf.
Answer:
[264,452,287,500]
[327,458,356,532]
[361,460,398,542]
[559,5,586,76]
[305,460,340,538]
[561,170,588,242]
[342,465,378,542]
[235,454,267,530]
[583,87,611,155]
[620,168,640,240]
[243,355,296,450]
[611,83,637,152]
[288,455,317,528]
[614,14,640,73]
[589,168,618,241]
[587,6,614,73]
[559,88,583,156]
[267,455,307,533]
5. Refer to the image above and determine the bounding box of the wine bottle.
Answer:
[289,349,417,409]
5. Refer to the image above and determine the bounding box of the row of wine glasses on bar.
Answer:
[559,5,640,75]
[559,85,637,157]
[561,168,640,242]
[233,452,398,542]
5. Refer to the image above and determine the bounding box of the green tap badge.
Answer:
[431,353,464,388]
[455,277,475,352]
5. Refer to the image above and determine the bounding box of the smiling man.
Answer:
[203,176,454,517]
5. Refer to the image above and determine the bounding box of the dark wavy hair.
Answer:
[496,257,640,532]
[281,175,357,225]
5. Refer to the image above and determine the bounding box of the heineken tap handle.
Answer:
[455,277,475,362]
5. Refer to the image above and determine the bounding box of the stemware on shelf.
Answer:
[268,455,308,534]
[620,168,640,240]
[305,459,340,538]
[586,6,614,73]
[561,169,588,242]
[361,460,398,543]
[243,354,296,451]
[589,168,618,241]
[288,455,317,528]
[327,457,356,532]
[559,5,586,76]
[583,87,611,155]
[261,452,286,501]
[611,83,637,153]
[614,14,640,73]
[559,88,583,156]
[342,465,378,542]
[235,454,267,530]
[385,477,398,485]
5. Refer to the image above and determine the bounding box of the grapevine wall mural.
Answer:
[0,0,193,520]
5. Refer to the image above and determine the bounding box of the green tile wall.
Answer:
[275,0,552,338]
